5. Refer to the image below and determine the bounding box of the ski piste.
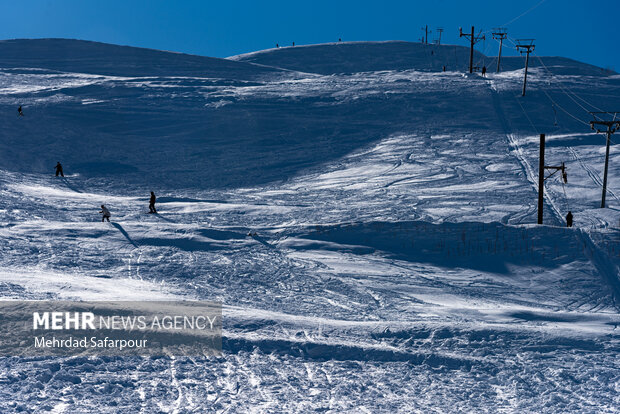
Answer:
[0,38,618,412]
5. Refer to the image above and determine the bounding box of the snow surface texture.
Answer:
[0,39,619,413]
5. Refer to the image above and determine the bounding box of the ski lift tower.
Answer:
[435,28,444,45]
[516,39,535,96]
[589,112,620,208]
[492,28,507,73]
[459,26,485,74]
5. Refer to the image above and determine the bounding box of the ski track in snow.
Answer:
[1,40,620,412]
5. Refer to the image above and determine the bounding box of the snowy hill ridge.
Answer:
[230,40,614,76]
[0,38,282,79]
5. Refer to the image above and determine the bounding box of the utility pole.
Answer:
[538,133,568,224]
[459,26,485,73]
[589,112,620,208]
[436,28,444,45]
[492,28,507,73]
[516,39,535,96]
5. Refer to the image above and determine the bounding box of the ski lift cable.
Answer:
[533,53,605,113]
[507,34,604,116]
[533,62,620,144]
[541,92,620,146]
[514,94,540,134]
[473,40,491,69]
[519,58,591,126]
[507,35,619,143]
[491,37,518,52]
[502,0,548,27]
[538,87,591,127]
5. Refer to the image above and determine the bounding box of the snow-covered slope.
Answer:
[1,39,619,412]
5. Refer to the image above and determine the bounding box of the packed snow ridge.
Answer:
[0,38,619,412]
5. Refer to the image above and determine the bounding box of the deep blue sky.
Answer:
[1,0,618,70]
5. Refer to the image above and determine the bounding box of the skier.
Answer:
[149,191,157,214]
[55,162,64,177]
[481,66,487,77]
[443,65,446,72]
[276,43,279,48]
[566,211,573,228]
[100,205,111,222]
[18,106,24,116]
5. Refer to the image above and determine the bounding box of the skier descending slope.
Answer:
[18,106,24,116]
[55,162,64,177]
[100,205,111,222]
[149,191,157,214]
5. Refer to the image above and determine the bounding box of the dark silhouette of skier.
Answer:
[18,106,24,116]
[443,65,446,72]
[481,66,487,77]
[149,191,157,214]
[100,205,111,222]
[55,162,64,177]
[566,211,573,228]
[276,43,279,48]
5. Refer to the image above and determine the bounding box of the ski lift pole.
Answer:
[459,26,485,74]
[589,114,620,208]
[538,133,568,224]
[538,133,545,224]
[516,40,535,96]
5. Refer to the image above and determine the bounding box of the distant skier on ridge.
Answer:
[149,191,157,214]
[100,205,111,222]
[55,162,64,177]
[18,106,24,116]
